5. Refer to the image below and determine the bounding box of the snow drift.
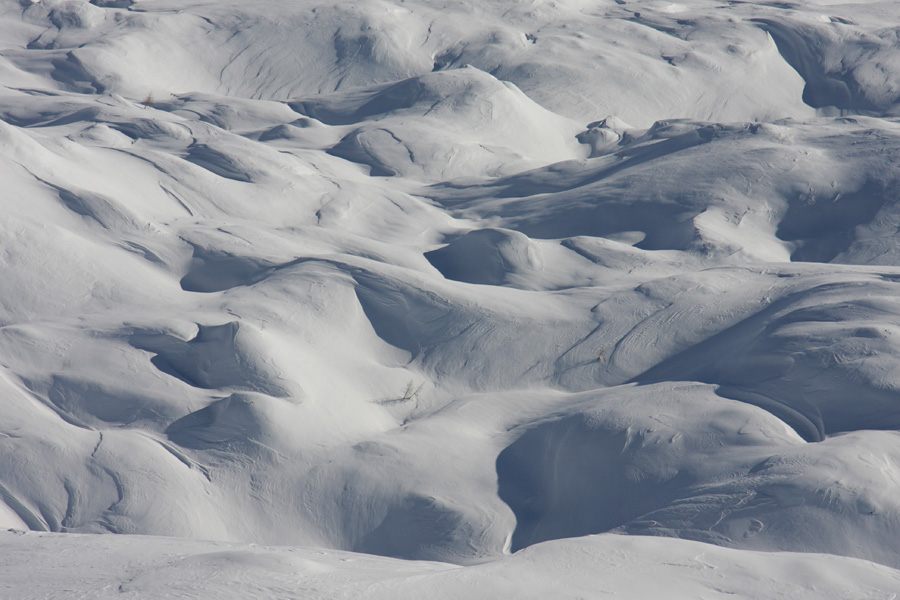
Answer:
[4,0,900,596]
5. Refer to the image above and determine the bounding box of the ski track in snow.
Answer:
[3,0,900,596]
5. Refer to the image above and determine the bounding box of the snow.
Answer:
[4,530,900,600]
[3,0,900,596]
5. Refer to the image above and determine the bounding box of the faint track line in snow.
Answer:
[0,482,48,532]
[61,480,78,530]
[90,432,103,459]
[102,467,126,515]
[150,436,213,482]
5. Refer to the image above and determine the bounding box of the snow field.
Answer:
[3,0,900,596]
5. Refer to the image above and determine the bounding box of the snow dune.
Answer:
[3,0,900,596]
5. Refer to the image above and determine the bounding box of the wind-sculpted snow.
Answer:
[4,0,900,595]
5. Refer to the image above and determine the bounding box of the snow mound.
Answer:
[755,17,900,116]
[292,67,585,179]
[431,117,900,264]
[425,228,542,287]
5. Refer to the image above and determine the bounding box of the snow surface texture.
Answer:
[3,0,900,596]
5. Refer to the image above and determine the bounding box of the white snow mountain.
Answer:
[3,0,900,597]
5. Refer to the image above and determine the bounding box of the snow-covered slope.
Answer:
[5,529,900,600]
[4,0,900,595]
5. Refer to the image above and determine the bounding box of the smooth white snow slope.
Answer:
[5,530,900,600]
[3,0,900,596]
